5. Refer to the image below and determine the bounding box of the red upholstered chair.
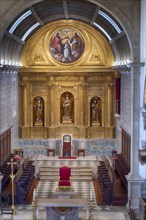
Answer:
[58,166,71,188]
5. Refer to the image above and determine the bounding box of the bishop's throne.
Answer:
[61,134,73,157]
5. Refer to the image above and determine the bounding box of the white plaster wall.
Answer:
[139,0,146,180]
[139,163,146,180]
[115,118,122,153]
[0,72,18,139]
[140,0,146,144]
[120,74,132,135]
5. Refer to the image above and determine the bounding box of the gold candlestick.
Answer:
[32,198,37,220]
[89,199,94,220]
[7,158,17,215]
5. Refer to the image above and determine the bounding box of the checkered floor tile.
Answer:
[35,157,98,209]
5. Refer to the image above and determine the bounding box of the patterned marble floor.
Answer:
[36,181,98,209]
[36,156,98,209]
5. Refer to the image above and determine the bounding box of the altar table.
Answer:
[36,197,89,220]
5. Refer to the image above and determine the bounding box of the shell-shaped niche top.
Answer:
[21,20,114,68]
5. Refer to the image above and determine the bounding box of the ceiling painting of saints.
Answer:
[49,28,85,63]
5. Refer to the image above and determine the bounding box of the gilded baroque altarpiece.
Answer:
[19,20,116,139]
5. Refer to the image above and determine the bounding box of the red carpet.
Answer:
[58,157,77,159]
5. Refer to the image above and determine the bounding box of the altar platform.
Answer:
[36,155,97,161]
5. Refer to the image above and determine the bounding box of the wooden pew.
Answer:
[114,154,130,192]
[15,157,35,205]
[97,159,114,205]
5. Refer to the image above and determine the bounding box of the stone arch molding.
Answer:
[21,20,114,68]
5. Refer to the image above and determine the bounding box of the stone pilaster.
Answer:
[127,63,144,208]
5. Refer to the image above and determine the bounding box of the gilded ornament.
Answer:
[34,53,45,62]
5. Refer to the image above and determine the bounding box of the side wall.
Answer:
[0,71,18,140]
[139,0,146,193]
[120,74,132,134]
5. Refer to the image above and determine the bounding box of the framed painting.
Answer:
[49,28,85,63]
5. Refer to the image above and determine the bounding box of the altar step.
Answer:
[39,166,93,181]
[40,171,92,175]
[40,171,92,176]
[40,176,92,181]
[39,166,93,171]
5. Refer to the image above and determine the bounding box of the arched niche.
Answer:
[60,92,74,124]
[33,96,44,126]
[90,96,102,127]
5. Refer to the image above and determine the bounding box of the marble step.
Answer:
[39,171,92,175]
[39,176,92,181]
[40,167,92,171]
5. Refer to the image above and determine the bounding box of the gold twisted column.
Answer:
[7,158,17,215]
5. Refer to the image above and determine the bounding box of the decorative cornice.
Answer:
[0,65,21,75]
[112,64,131,75]
[130,62,145,68]
[113,62,145,75]
[114,113,121,120]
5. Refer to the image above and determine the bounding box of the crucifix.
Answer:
[7,158,17,215]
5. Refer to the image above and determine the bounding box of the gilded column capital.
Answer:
[79,83,88,90]
[19,82,27,88]
[107,83,114,89]
[48,83,55,90]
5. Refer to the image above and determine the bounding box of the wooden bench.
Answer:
[97,160,114,205]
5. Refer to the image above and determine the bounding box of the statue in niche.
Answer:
[33,97,44,126]
[62,93,73,123]
[91,97,102,126]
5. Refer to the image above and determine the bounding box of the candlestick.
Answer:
[88,199,94,220]
[90,188,92,201]
[32,199,37,220]
[7,158,17,215]
[33,188,36,201]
